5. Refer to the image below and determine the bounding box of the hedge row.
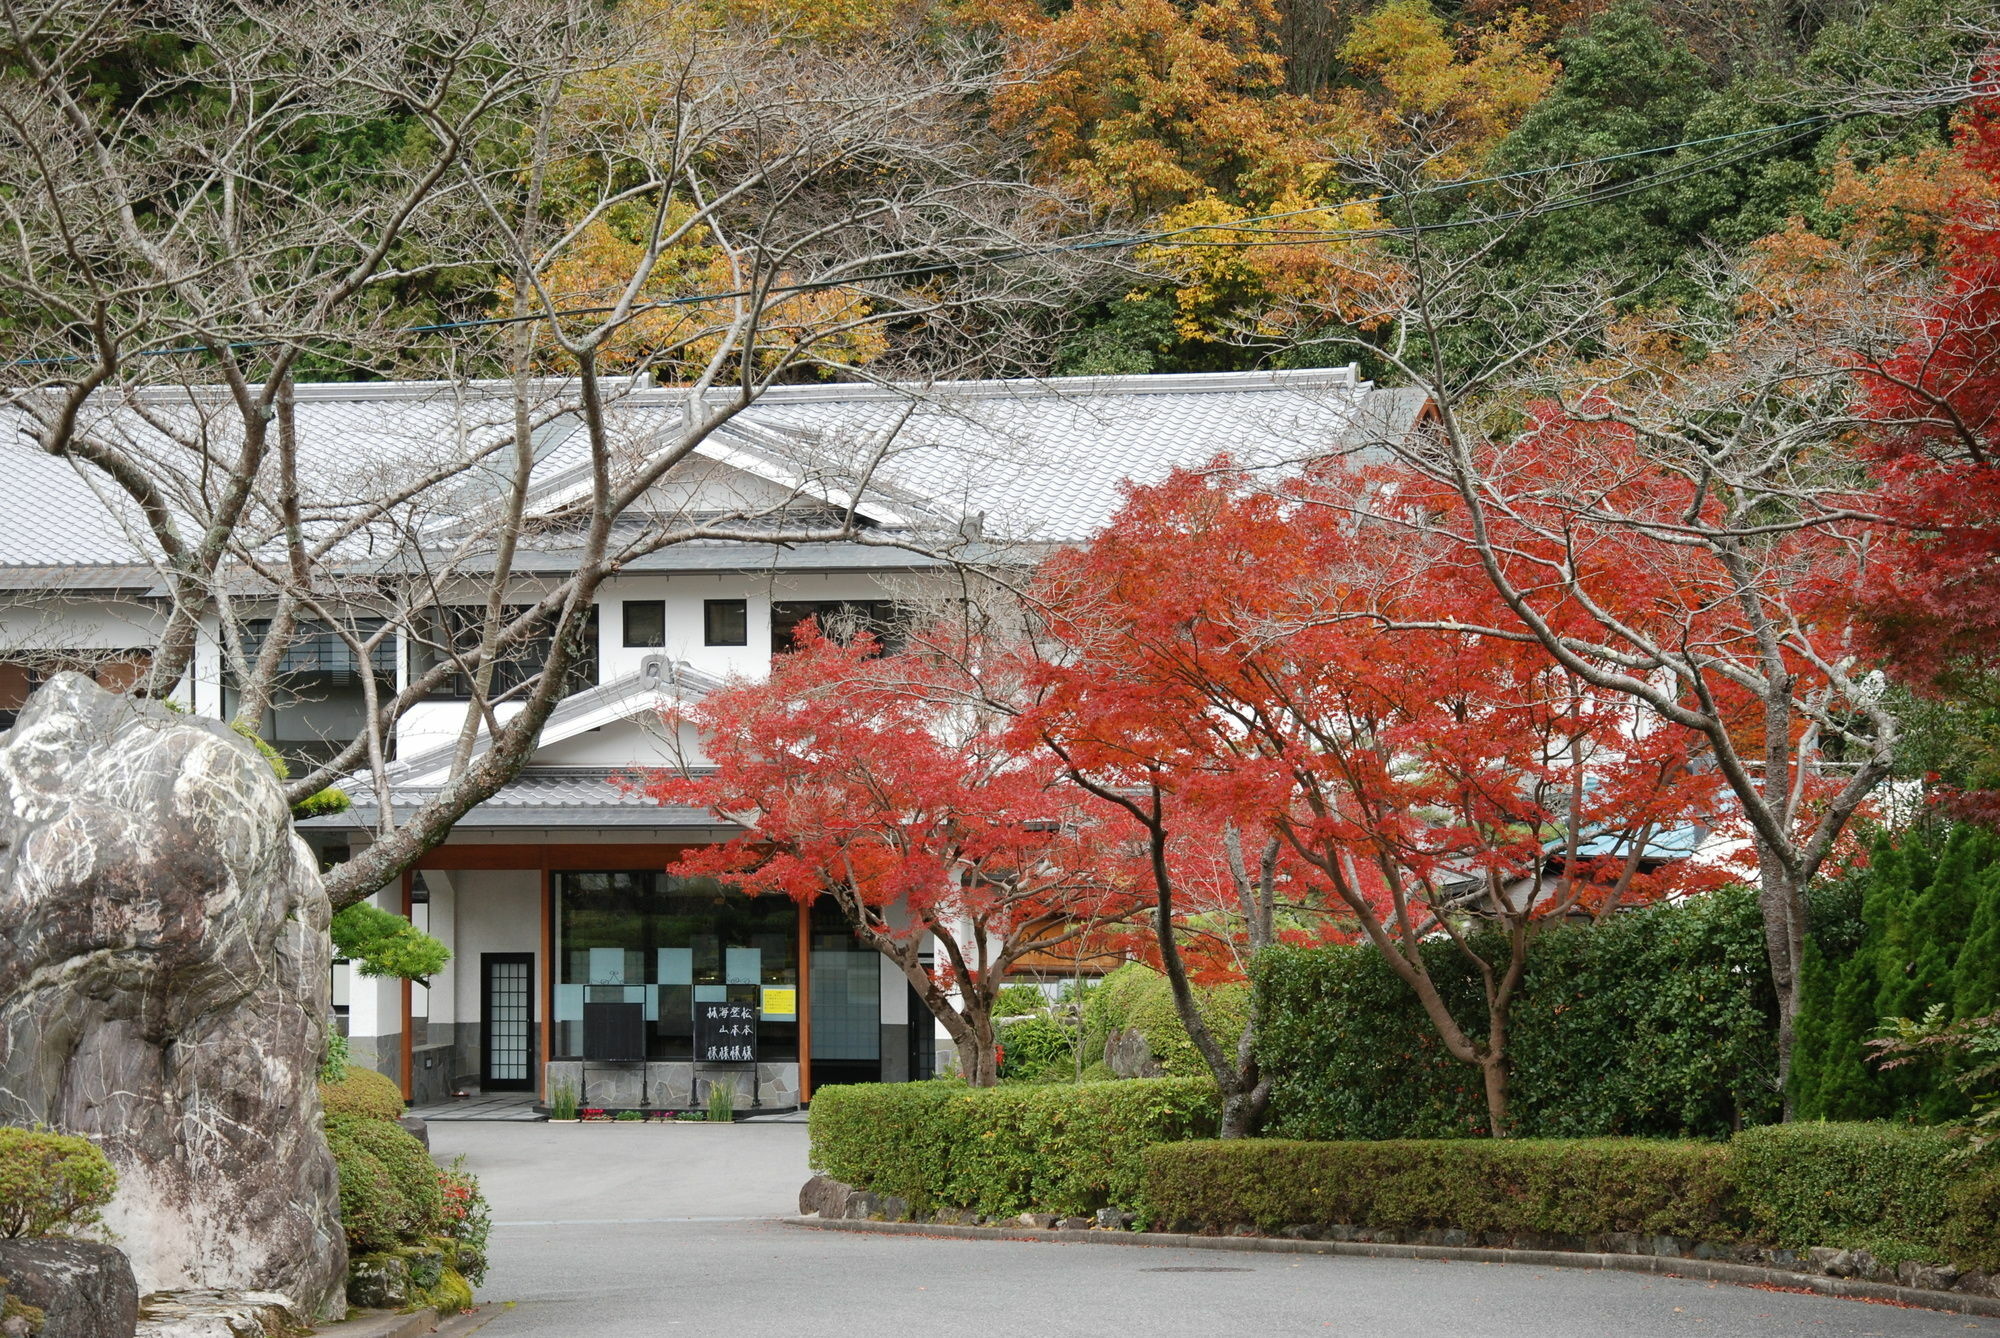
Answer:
[1253,885,1782,1139]
[1144,1123,2000,1270]
[807,1077,1218,1218]
[1143,1137,1735,1239]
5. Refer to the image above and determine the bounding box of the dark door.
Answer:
[481,953,535,1091]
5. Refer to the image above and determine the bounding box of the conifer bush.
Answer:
[0,1127,117,1239]
[1790,825,2000,1121]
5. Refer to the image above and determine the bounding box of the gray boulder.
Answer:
[0,1238,138,1338]
[0,676,345,1318]
[1104,1028,1164,1079]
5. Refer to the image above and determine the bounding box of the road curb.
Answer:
[782,1216,2000,1317]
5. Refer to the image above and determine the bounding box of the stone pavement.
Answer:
[432,1122,1992,1338]
[408,1094,540,1122]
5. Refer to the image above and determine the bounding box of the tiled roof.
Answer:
[299,766,732,830]
[1,367,1417,577]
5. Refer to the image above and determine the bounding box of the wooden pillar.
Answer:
[538,858,554,1101]
[398,869,414,1102]
[797,896,813,1106]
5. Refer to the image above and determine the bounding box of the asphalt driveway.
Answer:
[431,1121,1992,1338]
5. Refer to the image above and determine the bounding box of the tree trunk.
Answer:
[1218,1074,1271,1140]
[1481,1055,1510,1138]
[1757,852,1805,1113]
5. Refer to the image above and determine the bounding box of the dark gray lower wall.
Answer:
[879,1024,910,1083]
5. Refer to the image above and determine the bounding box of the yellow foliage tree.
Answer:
[980,0,1327,216]
[1336,0,1557,176]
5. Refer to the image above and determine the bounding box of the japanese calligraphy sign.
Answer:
[695,1000,758,1064]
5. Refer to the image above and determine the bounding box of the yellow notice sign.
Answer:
[761,987,798,1019]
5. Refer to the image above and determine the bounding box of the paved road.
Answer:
[432,1122,1991,1338]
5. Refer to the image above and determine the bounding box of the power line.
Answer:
[7,113,1840,368]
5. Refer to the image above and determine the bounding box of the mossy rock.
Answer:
[412,1266,474,1316]
[1,1277,46,1336]
[320,1067,405,1122]
[1080,964,1248,1080]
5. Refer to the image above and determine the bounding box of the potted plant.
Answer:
[546,1079,580,1123]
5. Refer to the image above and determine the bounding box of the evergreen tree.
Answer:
[1955,856,2000,1019]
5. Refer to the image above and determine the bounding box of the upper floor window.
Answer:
[704,599,748,647]
[409,605,599,701]
[232,618,394,688]
[770,600,904,656]
[623,600,666,648]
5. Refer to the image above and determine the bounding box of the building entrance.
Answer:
[481,953,535,1091]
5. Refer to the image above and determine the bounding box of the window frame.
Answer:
[703,598,749,647]
[622,599,667,649]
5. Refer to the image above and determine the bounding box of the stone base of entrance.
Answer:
[545,1060,799,1112]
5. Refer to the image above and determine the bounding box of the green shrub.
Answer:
[437,1156,491,1288]
[1143,1138,1736,1239]
[326,1119,409,1254]
[0,1127,117,1239]
[1140,1121,2000,1274]
[1944,1164,2000,1272]
[326,1114,445,1253]
[320,1031,351,1085]
[1079,964,1249,1080]
[320,1066,405,1122]
[1255,886,1780,1139]
[998,1014,1077,1082]
[1728,1122,1964,1262]
[808,1077,1219,1217]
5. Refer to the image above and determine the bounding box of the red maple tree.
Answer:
[1857,86,2000,817]
[1023,467,1729,1134]
[635,623,1139,1087]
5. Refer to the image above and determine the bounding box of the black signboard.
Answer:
[583,1001,646,1063]
[695,1001,758,1064]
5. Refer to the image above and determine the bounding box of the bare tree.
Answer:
[0,0,1094,909]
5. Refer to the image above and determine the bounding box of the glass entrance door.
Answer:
[481,953,534,1091]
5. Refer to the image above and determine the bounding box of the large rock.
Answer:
[1104,1027,1164,1079]
[0,1238,138,1338]
[0,675,345,1318]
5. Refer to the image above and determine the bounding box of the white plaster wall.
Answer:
[879,954,908,1025]
[449,870,543,1027]
[344,889,404,1046]
[529,716,682,768]
[425,871,458,1029]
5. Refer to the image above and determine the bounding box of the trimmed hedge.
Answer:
[1254,886,1781,1139]
[320,1066,405,1122]
[1143,1137,1736,1239]
[1728,1122,1968,1263]
[1143,1122,2000,1271]
[808,1078,1218,1218]
[326,1113,445,1253]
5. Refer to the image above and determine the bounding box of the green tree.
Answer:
[331,903,451,983]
